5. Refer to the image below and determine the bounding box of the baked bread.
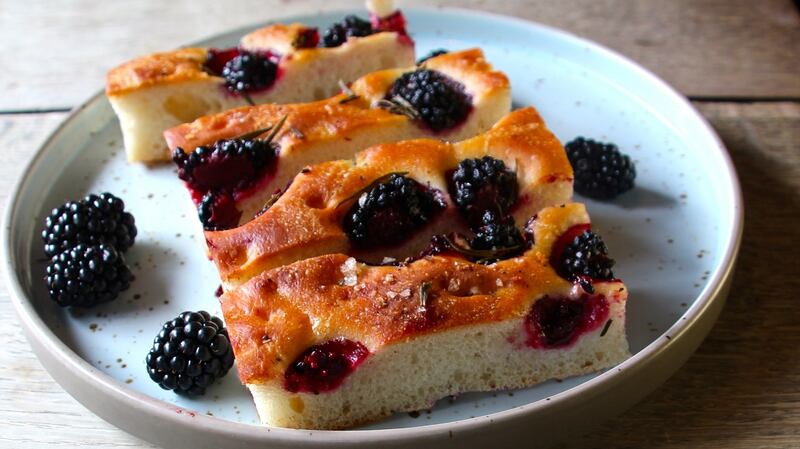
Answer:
[106,1,415,163]
[221,202,630,429]
[166,49,511,230]
[204,107,568,289]
[200,105,629,429]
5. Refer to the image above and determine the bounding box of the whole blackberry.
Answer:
[343,174,445,247]
[42,192,137,257]
[565,137,636,200]
[558,229,615,285]
[173,137,276,193]
[45,243,132,307]
[197,191,241,231]
[385,69,471,132]
[320,15,373,48]
[450,156,518,224]
[221,51,278,94]
[146,311,235,396]
[471,210,524,252]
[417,49,448,65]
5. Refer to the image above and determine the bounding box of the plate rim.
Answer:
[2,5,744,445]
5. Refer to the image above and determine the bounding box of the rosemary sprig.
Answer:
[338,80,360,104]
[242,91,255,106]
[264,114,288,144]
[600,319,613,337]
[440,235,522,264]
[335,172,409,209]
[258,191,283,214]
[377,95,420,120]
[233,114,288,143]
[235,125,274,141]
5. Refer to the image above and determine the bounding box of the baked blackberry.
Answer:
[320,15,373,48]
[42,193,137,257]
[384,69,471,132]
[284,338,369,393]
[204,47,240,76]
[417,49,448,65]
[45,243,132,307]
[470,210,524,252]
[557,229,615,288]
[198,191,241,231]
[146,311,235,396]
[221,50,279,94]
[450,156,518,224]
[293,27,320,48]
[343,173,445,247]
[565,137,636,200]
[173,137,276,193]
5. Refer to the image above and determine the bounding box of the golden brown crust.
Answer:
[162,49,508,152]
[106,48,212,96]
[239,23,308,53]
[163,97,403,154]
[105,21,414,97]
[204,107,573,285]
[222,203,628,384]
[422,48,510,101]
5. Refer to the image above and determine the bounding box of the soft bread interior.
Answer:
[247,283,628,429]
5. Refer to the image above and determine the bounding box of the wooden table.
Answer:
[1,1,799,447]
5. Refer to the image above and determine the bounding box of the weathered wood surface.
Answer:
[1,0,799,111]
[2,102,799,448]
[3,0,800,446]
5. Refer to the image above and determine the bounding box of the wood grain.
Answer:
[2,103,799,448]
[1,0,799,111]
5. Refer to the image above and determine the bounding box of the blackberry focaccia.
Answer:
[106,1,414,163]
[166,49,511,230]
[222,205,628,430]
[203,106,629,429]
[205,107,568,289]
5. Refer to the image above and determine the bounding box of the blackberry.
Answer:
[450,156,518,224]
[320,15,373,48]
[173,137,275,194]
[45,243,132,307]
[146,311,235,396]
[417,49,448,65]
[221,50,278,94]
[558,229,615,288]
[293,27,320,49]
[42,192,137,257]
[198,191,241,231]
[471,210,524,252]
[284,338,369,393]
[384,69,471,132]
[343,173,445,247]
[565,137,636,200]
[204,47,238,76]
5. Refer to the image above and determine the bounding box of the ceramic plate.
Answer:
[3,6,742,449]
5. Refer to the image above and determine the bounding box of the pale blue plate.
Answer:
[3,6,742,449]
